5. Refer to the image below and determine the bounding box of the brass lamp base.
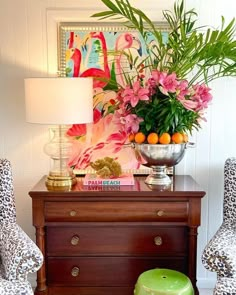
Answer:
[45,173,77,191]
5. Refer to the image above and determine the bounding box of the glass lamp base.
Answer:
[45,173,77,191]
[44,125,77,191]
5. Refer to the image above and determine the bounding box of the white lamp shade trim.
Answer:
[24,77,93,124]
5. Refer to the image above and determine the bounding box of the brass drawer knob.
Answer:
[70,210,77,217]
[71,266,80,277]
[71,235,80,246]
[156,210,165,217]
[154,236,163,246]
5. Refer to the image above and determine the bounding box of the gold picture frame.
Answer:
[57,22,173,175]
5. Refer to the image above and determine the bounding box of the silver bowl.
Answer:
[133,143,188,186]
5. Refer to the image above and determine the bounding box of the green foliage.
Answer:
[92,0,236,135]
[92,0,236,85]
[66,67,72,77]
[129,89,200,135]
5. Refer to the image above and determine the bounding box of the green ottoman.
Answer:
[134,268,194,295]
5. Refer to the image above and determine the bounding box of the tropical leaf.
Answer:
[91,0,236,135]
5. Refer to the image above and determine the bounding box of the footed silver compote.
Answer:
[133,143,188,187]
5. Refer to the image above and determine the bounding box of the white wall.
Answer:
[0,0,235,289]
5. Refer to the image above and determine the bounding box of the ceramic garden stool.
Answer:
[134,268,194,295]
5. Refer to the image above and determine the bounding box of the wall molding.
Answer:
[45,0,174,75]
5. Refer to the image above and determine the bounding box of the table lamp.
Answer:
[24,77,93,189]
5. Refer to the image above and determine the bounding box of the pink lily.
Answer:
[176,80,190,99]
[192,84,213,110]
[179,98,199,111]
[124,114,143,134]
[123,80,149,107]
[159,72,178,95]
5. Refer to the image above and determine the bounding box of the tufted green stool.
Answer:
[134,268,194,295]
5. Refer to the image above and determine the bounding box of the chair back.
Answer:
[223,157,236,224]
[0,159,16,223]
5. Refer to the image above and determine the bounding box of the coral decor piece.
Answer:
[90,157,122,178]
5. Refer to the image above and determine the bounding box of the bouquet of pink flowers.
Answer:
[93,0,236,140]
[112,69,212,136]
[66,0,236,170]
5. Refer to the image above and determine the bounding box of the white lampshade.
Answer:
[24,77,93,125]
[24,77,94,190]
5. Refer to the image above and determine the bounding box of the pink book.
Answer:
[83,174,135,186]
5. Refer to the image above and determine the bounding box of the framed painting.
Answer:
[58,22,172,175]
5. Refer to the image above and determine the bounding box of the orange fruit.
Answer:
[171,132,184,144]
[159,132,171,144]
[182,133,189,143]
[128,133,135,142]
[134,132,146,144]
[147,132,158,144]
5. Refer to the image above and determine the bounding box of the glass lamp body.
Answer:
[43,125,76,189]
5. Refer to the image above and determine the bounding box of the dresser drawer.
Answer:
[45,201,188,222]
[46,226,187,256]
[47,257,187,286]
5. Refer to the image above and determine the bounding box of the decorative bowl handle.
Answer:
[186,142,196,148]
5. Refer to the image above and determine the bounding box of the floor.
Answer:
[32,289,213,294]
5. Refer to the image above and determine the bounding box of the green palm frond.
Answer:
[91,0,236,85]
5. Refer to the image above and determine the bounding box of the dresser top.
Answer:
[29,175,205,200]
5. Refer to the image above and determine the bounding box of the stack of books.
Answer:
[83,173,135,186]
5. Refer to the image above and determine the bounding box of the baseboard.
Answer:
[28,273,37,288]
[197,277,216,289]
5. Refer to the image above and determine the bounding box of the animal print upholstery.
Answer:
[0,159,43,294]
[202,157,236,294]
[0,159,16,223]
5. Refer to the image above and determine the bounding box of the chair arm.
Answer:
[0,279,33,295]
[0,223,43,281]
[202,224,236,277]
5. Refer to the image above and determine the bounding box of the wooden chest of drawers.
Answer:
[29,175,205,295]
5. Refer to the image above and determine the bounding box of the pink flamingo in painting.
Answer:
[66,48,82,77]
[66,32,111,88]
[115,33,142,87]
[80,32,111,88]
[68,32,74,49]
[66,32,85,76]
[67,32,111,88]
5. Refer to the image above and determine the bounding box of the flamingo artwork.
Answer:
[68,31,74,49]
[66,32,87,76]
[64,29,146,171]
[66,48,81,77]
[66,31,111,89]
[115,33,142,87]
[80,32,111,88]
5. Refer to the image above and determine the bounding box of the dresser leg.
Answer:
[35,226,48,294]
[34,289,48,295]
[188,226,199,295]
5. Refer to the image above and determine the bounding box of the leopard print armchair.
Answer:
[0,159,43,295]
[202,157,236,295]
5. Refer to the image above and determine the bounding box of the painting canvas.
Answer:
[58,23,170,174]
